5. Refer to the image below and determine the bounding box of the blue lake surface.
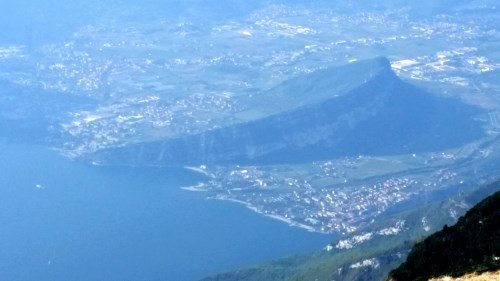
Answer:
[0,142,330,281]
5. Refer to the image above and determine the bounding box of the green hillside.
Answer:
[388,191,500,281]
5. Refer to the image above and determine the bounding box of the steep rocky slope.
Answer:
[388,191,500,281]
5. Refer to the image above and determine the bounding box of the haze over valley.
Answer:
[0,1,499,280]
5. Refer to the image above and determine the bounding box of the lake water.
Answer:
[0,142,330,281]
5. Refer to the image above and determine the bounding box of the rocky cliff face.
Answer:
[87,58,484,167]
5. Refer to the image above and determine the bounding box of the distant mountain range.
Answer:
[87,57,484,166]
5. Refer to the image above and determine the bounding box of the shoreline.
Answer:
[209,196,324,234]
[183,166,214,178]
[180,182,207,192]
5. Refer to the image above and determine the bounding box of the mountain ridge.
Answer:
[86,57,484,166]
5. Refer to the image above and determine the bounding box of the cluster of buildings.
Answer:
[203,155,463,234]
